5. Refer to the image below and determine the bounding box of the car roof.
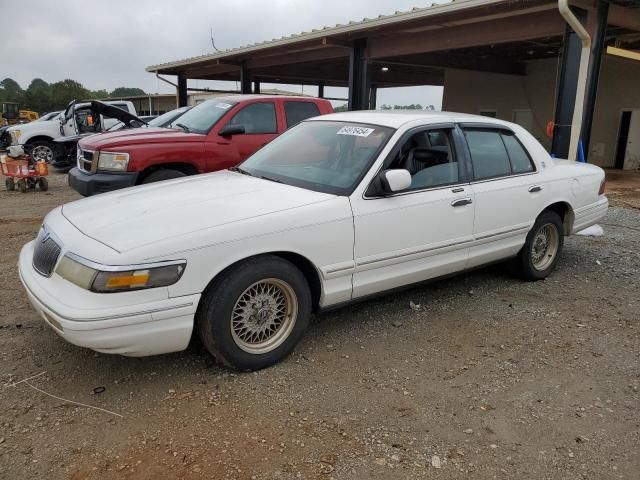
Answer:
[212,94,328,103]
[312,110,517,129]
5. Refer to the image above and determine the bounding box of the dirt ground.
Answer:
[0,171,639,480]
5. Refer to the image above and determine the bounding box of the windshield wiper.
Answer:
[257,175,283,184]
[229,166,253,176]
[175,123,190,133]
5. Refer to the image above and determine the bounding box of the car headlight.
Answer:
[55,254,186,293]
[97,151,129,172]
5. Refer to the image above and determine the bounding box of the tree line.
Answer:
[334,103,436,112]
[0,78,146,114]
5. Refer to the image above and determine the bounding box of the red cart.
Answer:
[1,153,48,193]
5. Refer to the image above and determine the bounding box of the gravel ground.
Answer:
[0,172,639,480]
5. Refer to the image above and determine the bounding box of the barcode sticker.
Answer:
[336,126,375,137]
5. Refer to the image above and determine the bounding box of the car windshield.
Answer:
[170,99,237,134]
[148,107,190,128]
[240,120,395,195]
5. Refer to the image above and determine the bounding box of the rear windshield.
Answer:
[171,99,237,134]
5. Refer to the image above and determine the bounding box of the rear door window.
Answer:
[284,101,321,128]
[464,130,512,180]
[464,128,535,180]
[502,133,535,173]
[228,102,277,134]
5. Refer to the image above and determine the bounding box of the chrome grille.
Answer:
[77,147,95,173]
[32,229,62,277]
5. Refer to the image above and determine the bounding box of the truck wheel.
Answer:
[515,210,564,281]
[142,169,186,184]
[28,140,56,163]
[5,178,15,191]
[197,255,312,371]
[38,177,49,191]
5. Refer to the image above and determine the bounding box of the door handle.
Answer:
[451,197,473,207]
[528,185,542,193]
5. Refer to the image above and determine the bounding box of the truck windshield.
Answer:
[170,100,237,134]
[239,120,395,196]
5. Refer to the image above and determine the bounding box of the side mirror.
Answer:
[380,169,411,193]
[219,124,245,137]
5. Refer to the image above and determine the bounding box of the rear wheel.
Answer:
[28,140,56,163]
[197,255,311,371]
[5,178,14,191]
[141,169,187,184]
[515,210,564,280]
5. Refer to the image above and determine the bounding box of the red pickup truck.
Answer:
[69,95,333,196]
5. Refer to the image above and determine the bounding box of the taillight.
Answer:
[598,178,606,196]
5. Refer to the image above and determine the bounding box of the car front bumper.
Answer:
[68,167,138,197]
[19,240,200,357]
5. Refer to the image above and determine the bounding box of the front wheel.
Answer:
[28,140,56,163]
[197,255,311,371]
[515,210,564,280]
[5,178,15,191]
[141,169,186,184]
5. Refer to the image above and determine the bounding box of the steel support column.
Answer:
[318,82,325,99]
[253,80,261,94]
[369,85,377,110]
[551,7,588,159]
[348,39,370,111]
[240,62,252,94]
[177,75,188,107]
[581,1,609,162]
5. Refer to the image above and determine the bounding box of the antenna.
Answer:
[210,27,221,52]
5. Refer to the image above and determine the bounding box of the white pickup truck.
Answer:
[5,100,137,162]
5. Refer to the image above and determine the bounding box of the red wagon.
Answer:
[1,152,48,193]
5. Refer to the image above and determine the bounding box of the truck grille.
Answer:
[32,229,62,277]
[77,147,95,173]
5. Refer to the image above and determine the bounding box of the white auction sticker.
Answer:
[336,126,375,137]
[215,103,233,109]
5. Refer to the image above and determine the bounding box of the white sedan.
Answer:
[19,111,608,370]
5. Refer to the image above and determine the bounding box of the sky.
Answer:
[1,0,446,108]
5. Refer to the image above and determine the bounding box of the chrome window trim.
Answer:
[363,181,470,200]
[468,170,539,185]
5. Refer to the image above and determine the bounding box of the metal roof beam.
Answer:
[368,9,565,59]
[246,46,348,69]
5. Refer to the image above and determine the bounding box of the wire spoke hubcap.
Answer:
[231,278,298,354]
[531,223,559,271]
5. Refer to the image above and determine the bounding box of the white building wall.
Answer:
[589,55,640,169]
[442,58,556,151]
[442,56,640,169]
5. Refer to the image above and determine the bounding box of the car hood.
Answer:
[90,101,146,127]
[61,170,336,253]
[78,127,201,150]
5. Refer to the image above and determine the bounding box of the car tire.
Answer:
[141,169,187,184]
[197,255,312,371]
[515,210,564,281]
[28,140,56,163]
